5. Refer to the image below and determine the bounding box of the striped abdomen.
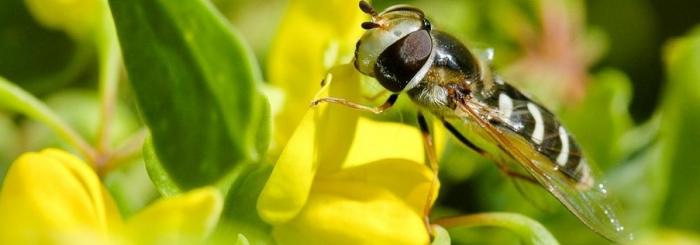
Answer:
[480,80,589,184]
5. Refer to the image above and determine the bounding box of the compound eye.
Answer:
[374,30,432,92]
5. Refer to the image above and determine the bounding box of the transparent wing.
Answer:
[453,98,633,244]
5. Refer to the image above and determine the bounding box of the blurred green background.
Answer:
[1,0,700,244]
[219,0,698,123]
[242,0,694,119]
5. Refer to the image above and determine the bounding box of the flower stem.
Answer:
[433,212,560,245]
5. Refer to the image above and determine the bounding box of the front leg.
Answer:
[311,94,399,114]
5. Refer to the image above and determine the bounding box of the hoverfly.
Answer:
[312,1,632,243]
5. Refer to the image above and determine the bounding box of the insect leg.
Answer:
[311,94,398,114]
[417,112,439,236]
[442,121,538,184]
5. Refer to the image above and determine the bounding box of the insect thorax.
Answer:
[405,31,487,119]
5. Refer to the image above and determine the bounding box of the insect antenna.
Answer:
[359,1,378,16]
[359,1,381,30]
[361,22,381,30]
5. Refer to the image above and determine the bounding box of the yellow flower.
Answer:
[261,0,440,244]
[258,65,438,245]
[0,149,223,244]
[268,0,366,147]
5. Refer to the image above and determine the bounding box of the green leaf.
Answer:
[234,234,250,245]
[213,163,274,244]
[431,225,452,245]
[143,137,180,196]
[0,0,89,94]
[108,0,269,192]
[659,26,700,231]
[603,116,664,231]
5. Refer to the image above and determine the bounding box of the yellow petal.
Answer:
[258,64,362,224]
[269,0,367,146]
[325,117,424,173]
[272,173,433,245]
[0,149,122,244]
[260,61,438,244]
[269,117,436,245]
[123,187,223,244]
[319,117,436,211]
